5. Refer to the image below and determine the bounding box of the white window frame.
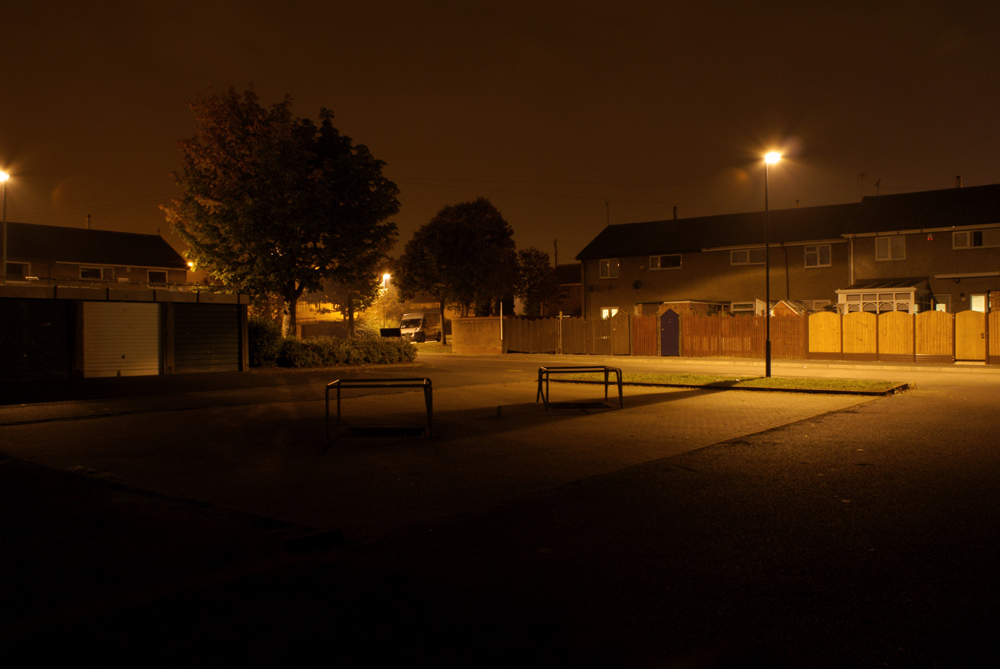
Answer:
[599,258,619,279]
[600,306,619,320]
[649,254,681,270]
[875,236,905,261]
[730,249,767,266]
[804,244,831,268]
[953,229,1000,249]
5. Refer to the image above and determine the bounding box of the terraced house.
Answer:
[576,182,1000,321]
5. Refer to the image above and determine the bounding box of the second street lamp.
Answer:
[1,171,9,284]
[763,152,781,378]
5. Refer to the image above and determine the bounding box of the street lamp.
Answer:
[763,152,781,378]
[1,171,9,284]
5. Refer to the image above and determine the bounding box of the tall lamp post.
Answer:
[1,171,9,284]
[763,152,781,378]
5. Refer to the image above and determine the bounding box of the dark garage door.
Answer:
[174,303,241,373]
[0,298,73,380]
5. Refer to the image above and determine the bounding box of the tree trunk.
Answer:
[347,293,355,338]
[287,294,298,337]
[439,299,448,346]
[284,282,305,338]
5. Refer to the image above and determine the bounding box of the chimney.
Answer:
[672,205,678,220]
[956,175,963,188]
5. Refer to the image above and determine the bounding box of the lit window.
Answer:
[599,258,619,279]
[876,236,905,261]
[649,254,681,270]
[804,245,831,268]
[600,307,619,319]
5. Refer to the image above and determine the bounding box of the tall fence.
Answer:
[495,310,999,364]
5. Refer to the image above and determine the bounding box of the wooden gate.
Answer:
[660,310,679,356]
[955,310,986,361]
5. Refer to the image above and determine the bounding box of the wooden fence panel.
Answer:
[561,317,588,355]
[682,315,720,357]
[502,317,527,353]
[915,311,952,359]
[590,317,612,355]
[719,316,760,358]
[631,315,659,356]
[878,311,914,360]
[808,311,841,358]
[772,315,806,359]
[991,312,1000,363]
[842,312,877,359]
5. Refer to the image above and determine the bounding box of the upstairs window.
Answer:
[599,258,619,279]
[80,266,104,280]
[875,236,905,261]
[730,249,767,265]
[953,229,1000,249]
[804,244,831,268]
[148,270,168,287]
[649,254,681,270]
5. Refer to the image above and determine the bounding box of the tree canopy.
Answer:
[163,87,399,334]
[395,197,519,344]
[516,247,561,316]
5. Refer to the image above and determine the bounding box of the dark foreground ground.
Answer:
[3,358,1000,667]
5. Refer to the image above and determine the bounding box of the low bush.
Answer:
[274,336,416,368]
[248,315,283,367]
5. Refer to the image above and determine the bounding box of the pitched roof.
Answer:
[848,183,1000,234]
[576,183,1000,260]
[576,202,858,259]
[8,222,188,269]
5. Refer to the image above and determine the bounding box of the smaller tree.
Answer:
[396,198,518,344]
[517,247,561,317]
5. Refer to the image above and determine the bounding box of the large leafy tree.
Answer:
[163,87,399,334]
[396,197,518,344]
[516,247,561,317]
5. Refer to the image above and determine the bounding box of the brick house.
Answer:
[576,183,1000,320]
[4,221,188,287]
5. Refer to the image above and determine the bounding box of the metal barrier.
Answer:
[535,366,623,409]
[326,378,433,440]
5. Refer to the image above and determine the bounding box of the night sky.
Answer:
[4,1,999,264]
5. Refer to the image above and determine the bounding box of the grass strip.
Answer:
[557,372,902,394]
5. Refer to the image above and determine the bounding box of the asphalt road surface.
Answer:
[3,353,999,667]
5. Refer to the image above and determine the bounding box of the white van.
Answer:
[399,311,442,342]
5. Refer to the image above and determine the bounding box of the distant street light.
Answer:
[763,152,781,378]
[1,170,9,284]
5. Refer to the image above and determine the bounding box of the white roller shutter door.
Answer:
[83,302,161,377]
